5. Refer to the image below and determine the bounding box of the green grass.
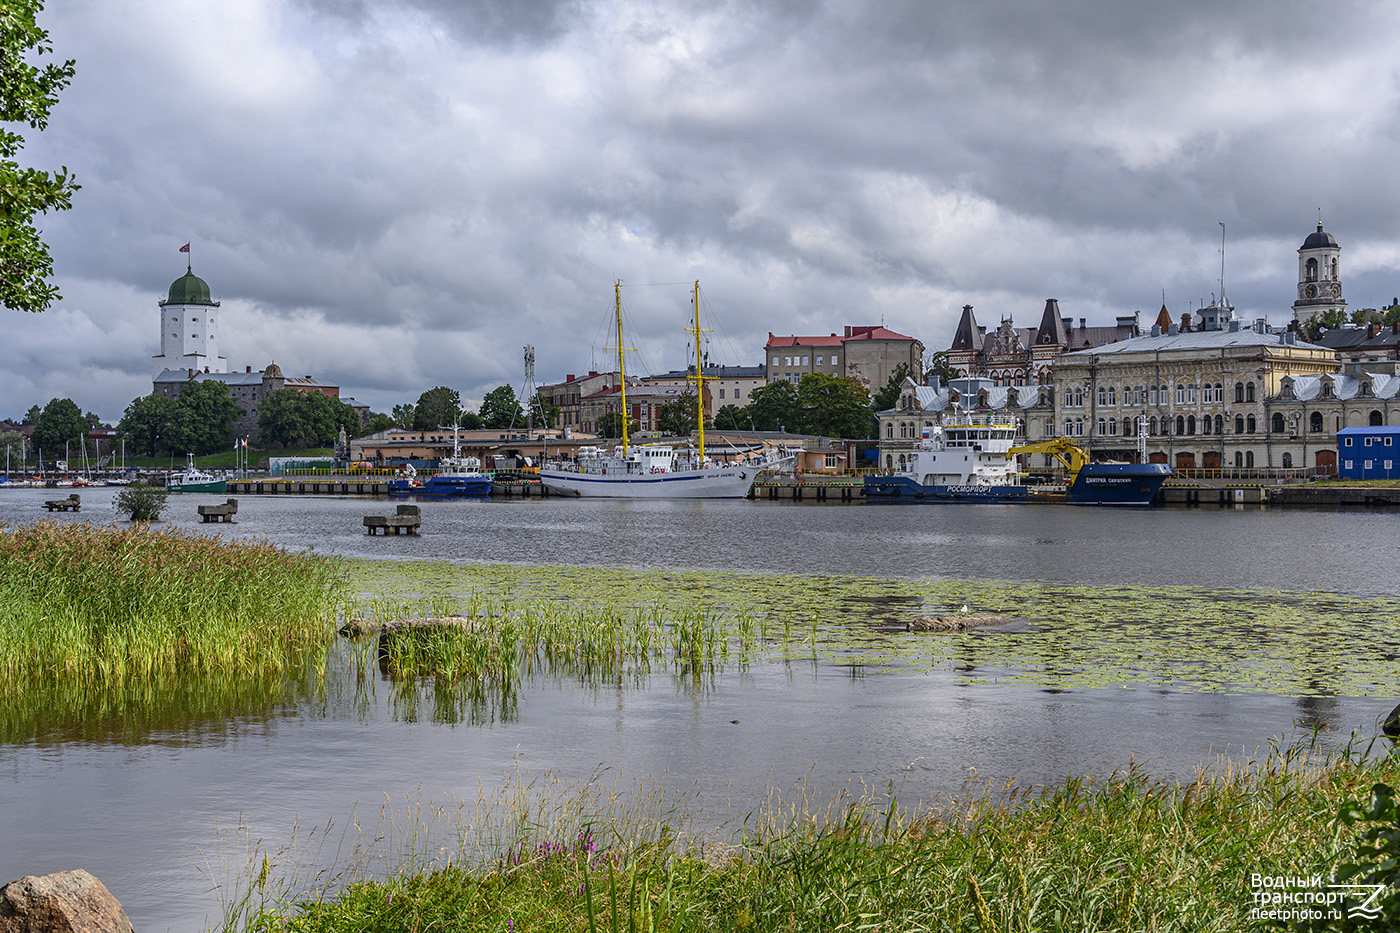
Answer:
[0,521,348,689]
[226,738,1400,932]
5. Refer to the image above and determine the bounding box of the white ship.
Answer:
[539,281,786,499]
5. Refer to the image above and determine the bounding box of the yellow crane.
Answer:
[1005,437,1092,485]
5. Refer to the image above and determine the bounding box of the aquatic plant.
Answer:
[0,521,348,691]
[344,559,1400,698]
[228,737,1400,932]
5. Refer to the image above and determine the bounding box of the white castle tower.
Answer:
[1291,221,1346,326]
[152,263,227,377]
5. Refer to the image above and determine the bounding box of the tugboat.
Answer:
[863,413,1027,501]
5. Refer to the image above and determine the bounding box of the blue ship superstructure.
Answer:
[864,416,1027,501]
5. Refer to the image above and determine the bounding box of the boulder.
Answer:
[0,870,133,933]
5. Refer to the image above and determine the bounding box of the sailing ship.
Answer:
[539,281,785,498]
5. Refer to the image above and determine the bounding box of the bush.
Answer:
[113,481,169,521]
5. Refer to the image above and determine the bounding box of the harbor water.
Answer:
[0,487,1396,930]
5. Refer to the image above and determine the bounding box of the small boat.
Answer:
[167,454,228,493]
[539,280,786,499]
[390,431,494,498]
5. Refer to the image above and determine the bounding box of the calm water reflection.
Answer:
[0,487,1396,930]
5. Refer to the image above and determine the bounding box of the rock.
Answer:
[1384,702,1400,742]
[906,613,1012,633]
[0,869,133,933]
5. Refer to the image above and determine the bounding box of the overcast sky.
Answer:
[9,0,1400,423]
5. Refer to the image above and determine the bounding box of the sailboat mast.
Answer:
[690,280,706,463]
[615,280,629,455]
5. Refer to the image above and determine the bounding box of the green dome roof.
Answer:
[167,266,214,305]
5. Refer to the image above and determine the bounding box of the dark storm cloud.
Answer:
[8,0,1400,422]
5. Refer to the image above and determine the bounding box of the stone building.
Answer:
[947,300,1139,385]
[1052,322,1339,471]
[764,326,923,393]
[1291,222,1346,326]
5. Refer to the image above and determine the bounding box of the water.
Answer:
[0,487,1396,929]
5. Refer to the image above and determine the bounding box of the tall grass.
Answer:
[0,521,348,691]
[229,737,1400,932]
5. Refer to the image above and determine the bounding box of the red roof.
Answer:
[765,326,915,349]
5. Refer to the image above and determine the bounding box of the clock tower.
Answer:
[1291,221,1345,326]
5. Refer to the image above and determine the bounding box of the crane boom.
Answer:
[1005,437,1091,484]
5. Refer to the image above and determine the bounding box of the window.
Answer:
[718,389,725,399]
[1246,451,1254,468]
[1272,413,1286,433]
[1044,419,1055,437]
[1310,412,1324,433]
[1149,416,1158,435]
[1175,385,1184,405]
[1096,418,1106,436]
[1176,416,1185,435]
[1365,437,1373,447]
[1075,388,1083,407]
[1063,419,1073,436]
[1235,382,1244,403]
[885,424,893,439]
[800,356,808,365]
[1187,384,1197,404]
[1283,453,1294,468]
[814,355,822,365]
[1371,410,1384,426]
[1234,452,1243,467]
[1201,416,1210,435]
[1247,415,1256,433]
[1214,415,1223,435]
[1235,415,1244,434]
[1187,414,1196,434]
[1345,460,1354,470]
[1246,383,1255,402]
[1344,437,1353,447]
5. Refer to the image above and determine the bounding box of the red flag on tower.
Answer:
[179,243,190,253]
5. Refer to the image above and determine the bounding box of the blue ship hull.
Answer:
[389,476,493,497]
[1066,463,1171,505]
[862,476,1028,501]
[863,463,1170,505]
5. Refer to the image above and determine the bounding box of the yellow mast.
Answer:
[608,280,634,455]
[687,280,710,464]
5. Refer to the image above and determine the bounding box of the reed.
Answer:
[232,737,1400,932]
[0,521,348,691]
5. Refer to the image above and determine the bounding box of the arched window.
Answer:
[1282,452,1294,468]
[1175,384,1185,405]
[1096,418,1106,436]
[1234,451,1243,467]
[1246,382,1255,402]
[1187,414,1197,434]
[1310,412,1324,433]
[1122,417,1133,436]
[1201,416,1210,435]
[1045,418,1055,437]
[885,423,893,439]
[1234,382,1244,403]
[1246,451,1254,467]
[1247,415,1256,433]
[1187,384,1197,404]
[1370,410,1384,426]
[1074,418,1084,437]
[1149,416,1158,435]
[1176,415,1186,435]
[886,455,894,469]
[1305,258,1318,282]
[1074,388,1084,407]
[1214,383,1223,402]
[1097,386,1106,406]
[1107,386,1116,406]
[1235,414,1245,434]
[1272,413,1286,433]
[898,454,907,470]
[1214,414,1223,434]
[1063,419,1073,437]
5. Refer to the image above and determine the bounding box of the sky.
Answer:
[10,0,1400,424]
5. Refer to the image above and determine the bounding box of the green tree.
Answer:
[112,481,168,522]
[364,412,394,434]
[457,410,484,430]
[257,389,341,448]
[1383,301,1400,326]
[713,404,748,431]
[22,404,40,424]
[118,394,183,458]
[1,1,79,313]
[658,390,697,436]
[0,429,27,469]
[412,386,461,430]
[529,393,558,430]
[175,380,240,453]
[390,402,415,427]
[479,385,524,429]
[31,396,84,461]
[597,411,635,439]
[797,374,873,438]
[872,363,913,412]
[925,350,959,387]
[745,381,800,432]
